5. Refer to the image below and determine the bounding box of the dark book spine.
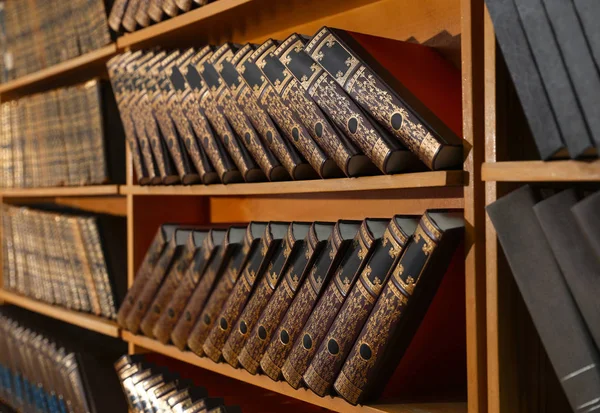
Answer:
[572,190,600,261]
[282,225,377,389]
[574,0,600,79]
[304,224,409,396]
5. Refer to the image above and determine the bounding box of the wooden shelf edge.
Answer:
[120,171,465,196]
[0,44,117,95]
[0,184,121,198]
[122,332,467,413]
[481,160,600,182]
[0,290,120,338]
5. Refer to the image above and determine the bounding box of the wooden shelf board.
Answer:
[121,172,465,196]
[0,44,117,95]
[0,185,121,198]
[122,332,466,413]
[0,290,120,338]
[482,160,600,182]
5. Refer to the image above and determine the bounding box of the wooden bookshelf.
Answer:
[0,44,117,97]
[482,160,600,182]
[122,331,467,413]
[0,289,120,338]
[121,172,465,196]
[0,185,121,198]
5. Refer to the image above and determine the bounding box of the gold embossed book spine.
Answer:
[281,218,389,389]
[260,221,355,381]
[202,223,279,362]
[304,216,418,396]
[304,27,462,170]
[185,224,264,354]
[221,222,291,367]
[334,211,464,405]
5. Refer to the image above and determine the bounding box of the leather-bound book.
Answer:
[514,0,595,158]
[202,222,284,362]
[534,190,600,352]
[335,211,464,404]
[484,0,566,159]
[179,48,243,184]
[135,0,152,27]
[253,41,365,177]
[304,216,418,396]
[572,190,600,260]
[238,222,312,374]
[162,0,179,17]
[487,186,600,413]
[148,0,164,22]
[236,41,337,179]
[108,0,129,31]
[221,222,291,367]
[125,227,194,333]
[207,44,288,181]
[225,44,315,181]
[190,47,264,183]
[122,0,141,32]
[277,34,418,175]
[153,228,227,344]
[140,229,209,338]
[186,223,266,355]
[574,0,600,71]
[117,224,176,328]
[151,49,202,184]
[182,398,225,413]
[305,27,463,169]
[282,218,389,389]
[175,0,193,11]
[167,49,219,185]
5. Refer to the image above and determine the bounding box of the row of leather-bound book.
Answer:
[0,308,127,413]
[116,354,241,413]
[0,0,112,83]
[0,80,126,188]
[118,212,464,404]
[109,0,210,33]
[107,27,462,186]
[1,204,127,320]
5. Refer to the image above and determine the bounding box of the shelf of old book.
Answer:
[122,331,467,413]
[0,289,120,338]
[0,184,121,198]
[0,44,117,98]
[481,160,600,182]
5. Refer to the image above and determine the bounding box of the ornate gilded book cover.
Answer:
[178,48,243,184]
[207,44,288,182]
[140,229,209,338]
[167,49,219,185]
[220,222,292,368]
[190,46,263,183]
[277,33,418,175]
[125,227,194,333]
[304,216,418,396]
[223,44,314,180]
[281,218,389,389]
[260,220,356,381]
[334,211,464,404]
[238,222,312,374]
[304,27,462,170]
[236,41,336,179]
[153,228,227,344]
[202,222,281,362]
[117,224,176,328]
[186,223,266,355]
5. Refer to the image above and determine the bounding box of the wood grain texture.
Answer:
[482,160,600,182]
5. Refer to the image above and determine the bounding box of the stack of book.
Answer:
[0,79,125,188]
[109,0,210,33]
[486,0,600,160]
[0,0,112,82]
[116,354,241,413]
[0,308,127,413]
[1,204,127,320]
[487,186,600,413]
[107,27,462,185]
[118,212,463,404]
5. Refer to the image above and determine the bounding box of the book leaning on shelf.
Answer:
[0,79,126,189]
[106,26,462,186]
[1,204,127,320]
[0,0,113,83]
